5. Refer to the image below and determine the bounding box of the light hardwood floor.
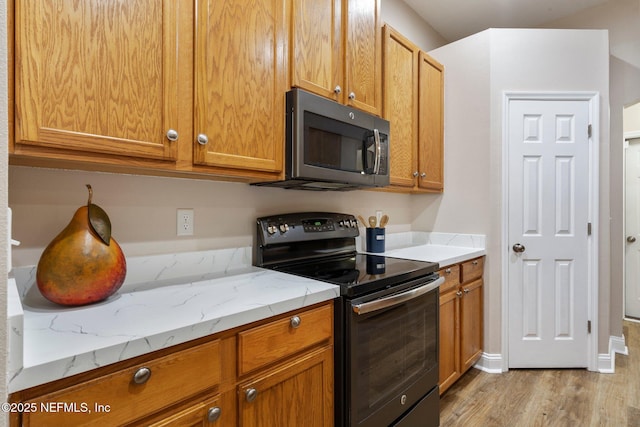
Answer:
[440,321,640,426]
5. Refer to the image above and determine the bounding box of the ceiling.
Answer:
[403,0,610,42]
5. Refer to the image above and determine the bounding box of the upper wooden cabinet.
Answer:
[418,52,444,192]
[10,0,386,182]
[290,0,382,116]
[11,0,284,182]
[192,0,286,179]
[13,0,180,161]
[382,25,444,193]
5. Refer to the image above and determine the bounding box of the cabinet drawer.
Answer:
[22,339,221,427]
[238,303,333,376]
[461,257,484,283]
[438,264,461,294]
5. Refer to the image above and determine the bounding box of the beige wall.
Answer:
[9,167,416,265]
[381,0,447,51]
[625,102,640,133]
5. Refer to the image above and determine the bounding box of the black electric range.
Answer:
[254,212,442,427]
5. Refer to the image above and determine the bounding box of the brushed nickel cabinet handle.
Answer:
[166,129,178,142]
[246,388,258,402]
[207,407,221,423]
[133,367,151,384]
[197,133,209,145]
[290,316,301,329]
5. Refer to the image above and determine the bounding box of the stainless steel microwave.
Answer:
[254,89,390,191]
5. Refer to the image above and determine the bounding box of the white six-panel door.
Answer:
[507,97,591,368]
[625,138,640,318]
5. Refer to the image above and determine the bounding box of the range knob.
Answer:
[267,225,277,235]
[350,219,357,228]
[339,220,346,228]
[279,223,290,233]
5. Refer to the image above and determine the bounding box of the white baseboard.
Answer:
[597,334,628,373]
[474,352,504,374]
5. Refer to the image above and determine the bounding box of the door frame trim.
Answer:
[501,91,600,372]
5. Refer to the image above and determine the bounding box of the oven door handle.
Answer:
[351,276,444,315]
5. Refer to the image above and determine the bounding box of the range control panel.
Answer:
[256,212,360,245]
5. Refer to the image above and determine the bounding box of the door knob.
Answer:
[513,243,526,253]
[628,236,637,243]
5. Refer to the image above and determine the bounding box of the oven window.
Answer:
[349,289,438,425]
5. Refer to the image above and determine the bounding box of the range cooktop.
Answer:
[272,253,439,298]
[254,212,439,298]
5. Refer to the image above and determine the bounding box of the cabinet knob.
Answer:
[472,260,479,265]
[246,388,258,402]
[290,316,301,329]
[334,85,342,94]
[413,171,419,177]
[456,291,463,297]
[348,92,356,100]
[132,367,151,385]
[166,129,179,142]
[197,133,209,145]
[420,172,427,178]
[207,406,222,423]
[444,268,451,274]
[464,288,470,294]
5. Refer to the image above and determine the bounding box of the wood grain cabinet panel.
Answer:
[238,347,334,427]
[382,25,445,193]
[382,26,419,189]
[439,257,484,395]
[20,340,221,427]
[192,0,286,179]
[291,0,381,115]
[14,0,180,161]
[417,52,444,192]
[238,303,333,376]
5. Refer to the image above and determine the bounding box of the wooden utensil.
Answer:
[368,216,377,228]
[379,214,389,228]
[357,215,369,228]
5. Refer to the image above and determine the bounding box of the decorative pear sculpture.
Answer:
[36,185,127,306]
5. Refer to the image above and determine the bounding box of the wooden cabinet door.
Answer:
[417,52,444,191]
[193,0,286,179]
[14,0,180,161]
[382,25,419,189]
[238,346,333,427]
[460,279,483,372]
[439,287,461,394]
[290,0,343,102]
[344,0,382,115]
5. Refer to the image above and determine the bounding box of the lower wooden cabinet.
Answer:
[238,346,333,427]
[9,301,334,426]
[439,257,484,395]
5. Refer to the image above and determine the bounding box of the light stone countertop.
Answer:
[6,232,486,393]
[7,247,339,393]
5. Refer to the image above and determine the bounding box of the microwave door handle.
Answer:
[373,129,381,174]
[351,276,444,315]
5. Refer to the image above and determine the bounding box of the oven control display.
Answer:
[302,219,335,232]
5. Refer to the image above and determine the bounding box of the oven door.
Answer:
[346,275,443,427]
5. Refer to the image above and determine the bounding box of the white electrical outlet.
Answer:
[177,208,194,236]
